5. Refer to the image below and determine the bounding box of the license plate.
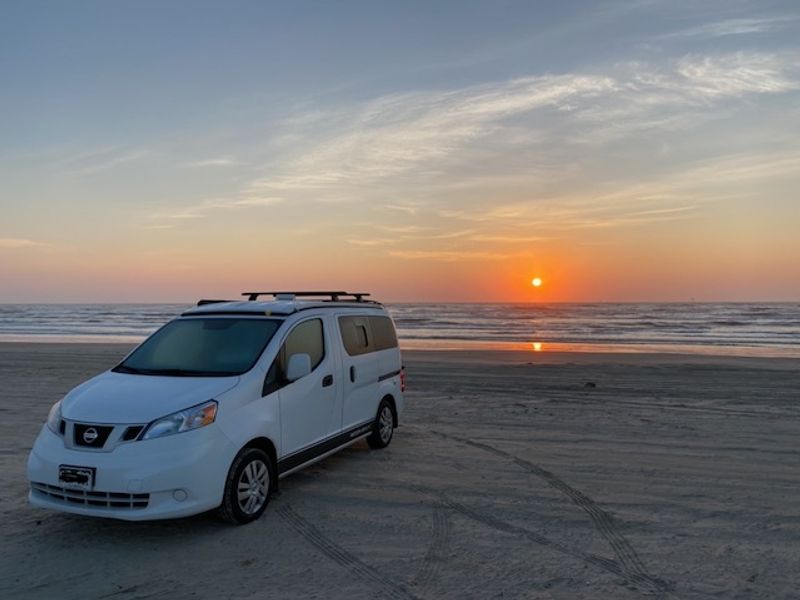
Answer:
[59,465,95,491]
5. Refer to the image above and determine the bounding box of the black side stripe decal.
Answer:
[277,421,373,475]
[377,369,401,382]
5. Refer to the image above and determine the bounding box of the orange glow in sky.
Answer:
[2,4,799,303]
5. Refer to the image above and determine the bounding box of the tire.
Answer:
[367,399,395,449]
[219,447,273,525]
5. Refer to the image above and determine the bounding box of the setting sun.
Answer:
[531,278,542,288]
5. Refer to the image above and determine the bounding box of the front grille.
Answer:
[73,424,114,448]
[31,482,149,509]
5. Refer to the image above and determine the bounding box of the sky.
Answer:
[1,0,799,302]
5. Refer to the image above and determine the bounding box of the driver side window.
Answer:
[262,319,325,396]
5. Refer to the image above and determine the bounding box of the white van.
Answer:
[27,291,405,524]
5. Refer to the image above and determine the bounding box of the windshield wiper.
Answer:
[145,368,212,377]
[113,364,148,375]
[114,365,237,377]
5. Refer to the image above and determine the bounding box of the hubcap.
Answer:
[237,459,269,515]
[379,406,393,443]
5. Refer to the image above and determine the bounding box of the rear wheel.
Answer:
[367,399,394,449]
[219,447,273,525]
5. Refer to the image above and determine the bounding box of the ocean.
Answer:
[0,303,798,357]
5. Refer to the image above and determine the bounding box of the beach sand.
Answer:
[1,343,799,599]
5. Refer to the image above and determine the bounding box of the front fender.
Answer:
[216,377,281,457]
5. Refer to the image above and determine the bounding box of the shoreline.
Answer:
[1,337,798,361]
[1,341,797,369]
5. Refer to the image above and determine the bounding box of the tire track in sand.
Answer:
[409,505,451,593]
[433,431,672,596]
[278,505,421,600]
[411,484,671,598]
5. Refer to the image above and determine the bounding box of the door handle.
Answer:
[322,374,334,387]
[349,366,356,382]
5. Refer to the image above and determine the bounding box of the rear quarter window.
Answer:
[338,316,371,356]
[368,316,399,351]
[338,314,398,356]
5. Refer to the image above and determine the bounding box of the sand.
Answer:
[1,343,799,599]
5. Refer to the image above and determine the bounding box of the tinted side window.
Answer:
[338,316,371,356]
[368,316,398,351]
[263,319,324,395]
[283,319,325,371]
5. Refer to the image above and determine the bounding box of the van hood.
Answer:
[60,371,240,424]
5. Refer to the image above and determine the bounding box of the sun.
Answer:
[531,277,542,288]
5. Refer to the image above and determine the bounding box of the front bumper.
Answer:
[27,424,238,521]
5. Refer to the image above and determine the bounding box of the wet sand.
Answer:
[1,343,799,599]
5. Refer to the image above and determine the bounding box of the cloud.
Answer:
[183,157,238,168]
[243,51,797,203]
[146,49,800,254]
[226,196,283,207]
[383,203,425,216]
[436,197,699,233]
[346,239,395,247]
[467,233,551,243]
[663,16,797,39]
[670,150,800,184]
[676,53,798,98]
[66,148,149,175]
[373,224,432,234]
[388,249,518,261]
[0,238,47,249]
[249,74,617,194]
[405,148,800,243]
[148,195,285,224]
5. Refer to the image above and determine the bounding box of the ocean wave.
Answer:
[0,302,797,352]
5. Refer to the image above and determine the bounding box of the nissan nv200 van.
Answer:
[27,291,405,524]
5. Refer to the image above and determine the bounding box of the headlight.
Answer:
[46,401,62,434]
[141,400,218,440]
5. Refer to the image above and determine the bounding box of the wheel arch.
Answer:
[242,436,279,491]
[380,394,398,427]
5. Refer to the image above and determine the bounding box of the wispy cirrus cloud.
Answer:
[388,249,520,261]
[662,16,798,39]
[147,195,283,224]
[383,203,426,216]
[247,73,617,195]
[183,157,239,168]
[428,148,800,234]
[346,238,396,247]
[373,224,432,234]
[676,53,798,98]
[65,147,150,176]
[243,51,797,202]
[147,49,799,263]
[0,237,48,249]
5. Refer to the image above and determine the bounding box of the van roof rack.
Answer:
[241,291,374,303]
[196,299,235,306]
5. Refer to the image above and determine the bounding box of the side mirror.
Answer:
[286,353,312,382]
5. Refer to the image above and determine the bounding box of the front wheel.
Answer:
[219,447,273,525]
[367,400,395,449]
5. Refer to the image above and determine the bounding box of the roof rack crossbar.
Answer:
[241,291,373,302]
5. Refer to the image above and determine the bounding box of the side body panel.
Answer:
[278,315,342,456]
[337,315,381,430]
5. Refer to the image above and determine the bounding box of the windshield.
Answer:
[114,317,283,377]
